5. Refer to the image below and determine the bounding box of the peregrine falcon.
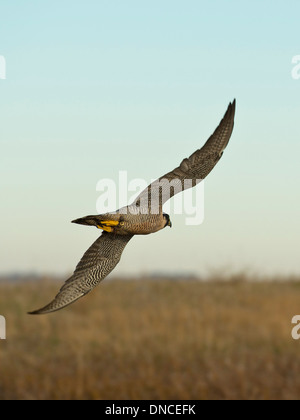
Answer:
[29,100,236,314]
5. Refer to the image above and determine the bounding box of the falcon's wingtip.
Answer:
[28,290,85,315]
[223,98,236,125]
[229,98,236,111]
[28,308,53,316]
[28,304,61,316]
[28,309,47,316]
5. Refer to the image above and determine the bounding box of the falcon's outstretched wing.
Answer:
[29,232,134,315]
[132,100,236,213]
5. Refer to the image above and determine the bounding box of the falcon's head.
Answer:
[163,213,172,228]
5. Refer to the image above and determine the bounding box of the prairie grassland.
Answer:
[1,277,300,400]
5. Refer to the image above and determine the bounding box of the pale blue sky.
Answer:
[1,0,300,277]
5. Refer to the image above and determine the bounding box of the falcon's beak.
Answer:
[168,220,172,228]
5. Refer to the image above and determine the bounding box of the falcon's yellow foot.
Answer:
[97,220,123,233]
[97,225,113,233]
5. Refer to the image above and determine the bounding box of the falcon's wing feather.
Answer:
[133,100,236,212]
[29,232,134,315]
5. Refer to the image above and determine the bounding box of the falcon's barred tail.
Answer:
[28,232,134,315]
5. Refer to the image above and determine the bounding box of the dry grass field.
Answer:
[1,276,300,400]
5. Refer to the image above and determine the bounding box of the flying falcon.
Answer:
[29,100,236,315]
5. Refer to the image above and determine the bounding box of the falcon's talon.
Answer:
[101,220,119,227]
[96,220,120,232]
[97,225,113,233]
